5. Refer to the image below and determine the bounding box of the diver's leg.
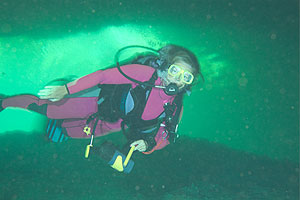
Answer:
[0,100,3,112]
[46,119,69,143]
[1,95,99,119]
[1,95,49,115]
[0,99,3,112]
[46,97,98,119]
[0,94,8,112]
[61,119,122,138]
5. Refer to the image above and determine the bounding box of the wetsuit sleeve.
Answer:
[66,64,155,94]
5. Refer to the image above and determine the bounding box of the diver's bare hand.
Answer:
[38,85,68,102]
[130,140,148,152]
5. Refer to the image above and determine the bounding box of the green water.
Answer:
[0,0,299,199]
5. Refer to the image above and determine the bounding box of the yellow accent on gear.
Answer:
[83,126,91,136]
[85,145,92,158]
[124,146,135,167]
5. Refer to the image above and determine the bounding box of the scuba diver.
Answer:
[0,44,203,173]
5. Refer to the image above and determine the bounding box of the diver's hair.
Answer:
[158,44,203,81]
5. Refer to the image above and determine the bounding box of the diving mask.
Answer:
[168,64,194,84]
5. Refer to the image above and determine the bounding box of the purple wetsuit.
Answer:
[2,64,179,153]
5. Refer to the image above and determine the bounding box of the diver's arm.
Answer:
[66,64,155,94]
[37,64,156,101]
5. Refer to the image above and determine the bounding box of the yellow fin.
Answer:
[111,155,124,172]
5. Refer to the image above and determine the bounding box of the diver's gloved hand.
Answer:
[130,140,148,152]
[38,85,68,102]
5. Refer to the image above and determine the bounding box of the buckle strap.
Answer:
[84,113,100,136]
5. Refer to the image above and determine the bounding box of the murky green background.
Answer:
[0,0,299,199]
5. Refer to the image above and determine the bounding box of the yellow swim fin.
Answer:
[111,155,124,172]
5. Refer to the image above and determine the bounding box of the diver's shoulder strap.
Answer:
[164,93,184,142]
[131,55,160,69]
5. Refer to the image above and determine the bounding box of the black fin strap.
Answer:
[92,117,99,136]
[65,84,70,95]
[86,113,99,126]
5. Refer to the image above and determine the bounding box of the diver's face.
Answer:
[164,61,194,89]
